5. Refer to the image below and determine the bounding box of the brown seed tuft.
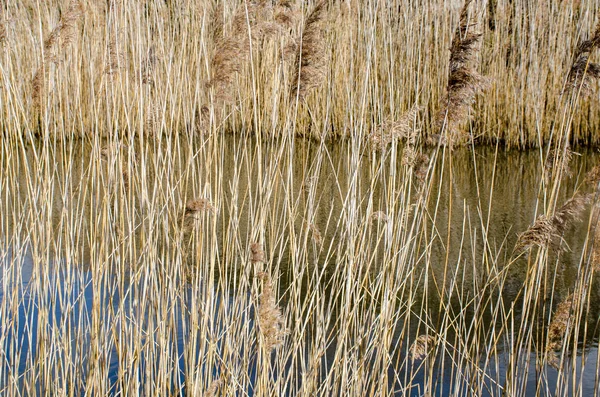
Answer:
[256,272,288,352]
[0,18,6,48]
[437,0,489,147]
[409,334,437,361]
[141,47,158,86]
[250,242,266,264]
[546,293,578,368]
[565,22,600,97]
[105,28,123,75]
[585,165,600,185]
[185,198,215,217]
[371,105,421,151]
[370,211,389,224]
[290,1,328,101]
[208,1,274,104]
[32,1,84,108]
[516,193,591,252]
[592,221,600,272]
[195,105,212,134]
[544,147,574,182]
[413,153,430,183]
[205,378,222,397]
[308,223,322,247]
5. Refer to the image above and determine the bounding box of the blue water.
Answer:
[1,245,599,396]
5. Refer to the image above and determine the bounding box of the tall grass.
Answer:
[1,0,600,396]
[0,0,598,145]
[2,133,599,396]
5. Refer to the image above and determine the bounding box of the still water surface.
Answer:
[1,137,599,395]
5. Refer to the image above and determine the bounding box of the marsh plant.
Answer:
[0,0,600,396]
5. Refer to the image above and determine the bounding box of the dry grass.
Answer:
[290,0,327,101]
[256,272,288,352]
[0,0,598,145]
[516,193,592,251]
[438,0,489,147]
[1,1,600,396]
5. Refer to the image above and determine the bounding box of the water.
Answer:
[1,137,599,395]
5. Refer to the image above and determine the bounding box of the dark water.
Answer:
[1,137,599,395]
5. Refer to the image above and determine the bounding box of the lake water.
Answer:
[1,137,599,396]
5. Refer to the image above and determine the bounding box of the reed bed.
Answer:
[0,0,599,146]
[1,0,600,396]
[1,135,600,396]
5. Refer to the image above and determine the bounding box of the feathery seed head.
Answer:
[185,198,215,216]
[409,334,437,361]
[256,272,287,352]
[250,242,266,264]
[516,194,591,252]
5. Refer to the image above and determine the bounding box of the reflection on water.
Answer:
[1,136,599,395]
[3,247,599,396]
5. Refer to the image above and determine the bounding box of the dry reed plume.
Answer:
[105,29,123,75]
[185,198,216,217]
[182,198,215,233]
[256,272,287,352]
[438,0,488,147]
[585,165,600,185]
[564,22,600,97]
[307,222,322,247]
[208,1,276,104]
[32,1,84,108]
[592,222,600,272]
[516,193,591,251]
[207,2,258,103]
[544,147,574,182]
[370,105,431,184]
[104,1,122,76]
[409,334,437,361]
[205,378,222,397]
[0,11,7,48]
[194,105,211,134]
[370,105,421,152]
[250,242,266,264]
[370,211,389,224]
[144,104,160,136]
[274,0,297,32]
[141,46,157,86]
[291,0,327,101]
[411,153,430,185]
[546,293,578,368]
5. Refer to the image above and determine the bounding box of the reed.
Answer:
[1,1,600,396]
[31,0,84,108]
[290,0,327,101]
[438,0,488,147]
[256,272,288,352]
[0,0,598,144]
[516,193,591,251]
